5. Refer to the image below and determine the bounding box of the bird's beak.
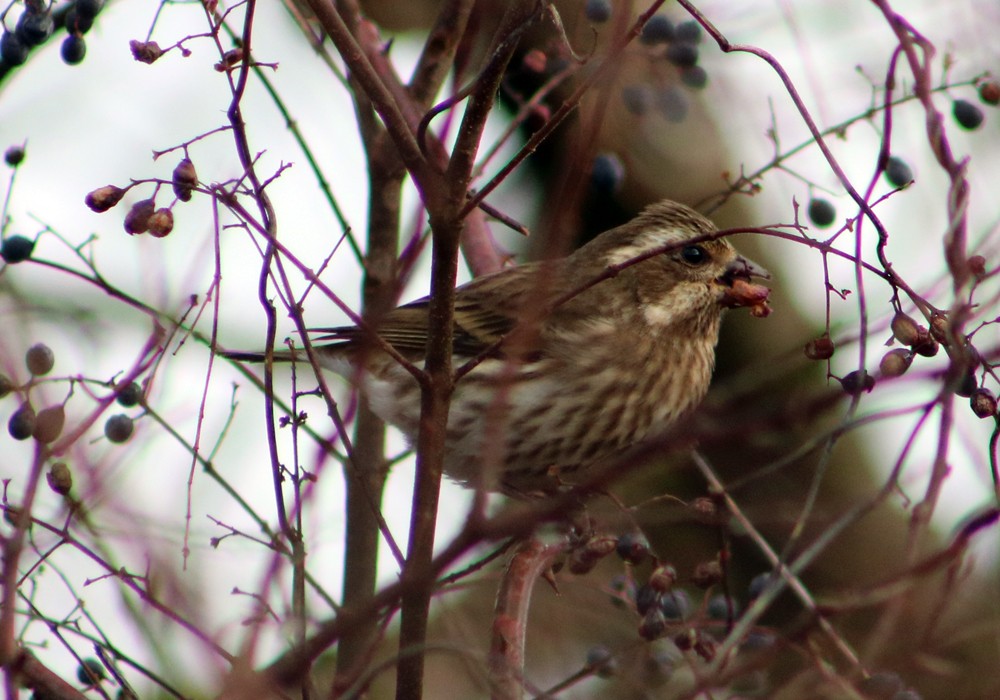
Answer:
[717,255,772,317]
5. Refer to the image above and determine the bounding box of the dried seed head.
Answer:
[970,388,997,419]
[129,39,162,64]
[912,329,939,358]
[692,560,723,589]
[804,335,835,360]
[890,312,920,346]
[123,198,156,235]
[879,349,913,378]
[47,462,72,495]
[84,185,125,213]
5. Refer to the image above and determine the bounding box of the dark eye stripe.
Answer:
[680,244,709,265]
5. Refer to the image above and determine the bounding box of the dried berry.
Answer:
[584,0,612,23]
[16,10,53,47]
[616,532,650,565]
[648,564,677,593]
[660,589,690,620]
[64,8,94,34]
[804,335,835,360]
[635,583,660,615]
[0,374,13,398]
[707,594,737,620]
[674,20,703,43]
[172,158,198,201]
[879,349,912,378]
[32,404,65,443]
[638,608,668,640]
[85,185,126,213]
[76,0,105,20]
[807,198,836,227]
[47,462,72,495]
[884,156,913,188]
[116,381,143,407]
[147,208,174,238]
[77,658,106,685]
[890,312,920,346]
[970,388,997,419]
[123,198,156,235]
[640,15,674,44]
[929,313,950,345]
[8,403,36,440]
[954,372,977,398]
[979,80,1000,106]
[25,343,54,376]
[692,560,723,588]
[952,99,984,130]
[104,414,134,443]
[840,369,875,395]
[1,235,34,263]
[968,254,987,278]
[129,39,163,64]
[912,330,939,358]
[61,34,86,65]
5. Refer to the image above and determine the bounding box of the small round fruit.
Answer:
[979,80,1000,106]
[656,86,688,122]
[679,65,708,89]
[615,532,650,565]
[638,608,667,640]
[807,198,836,227]
[952,99,984,130]
[954,373,977,398]
[660,589,690,620]
[0,374,13,398]
[640,15,674,44]
[970,388,997,419]
[172,158,198,201]
[15,10,53,47]
[879,349,912,377]
[25,343,54,376]
[584,645,618,678]
[32,405,65,443]
[584,0,612,23]
[1,235,34,263]
[47,462,73,495]
[890,312,920,346]
[8,403,36,440]
[147,208,174,238]
[674,20,703,43]
[884,156,913,187]
[4,145,24,166]
[968,254,986,278]
[116,381,143,407]
[1,31,29,67]
[665,42,698,68]
[85,185,126,213]
[61,34,86,65]
[104,414,134,443]
[123,198,156,235]
[590,153,625,193]
[804,335,835,360]
[840,370,875,395]
[621,84,654,115]
[77,658,106,685]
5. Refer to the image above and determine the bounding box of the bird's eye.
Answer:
[680,245,709,265]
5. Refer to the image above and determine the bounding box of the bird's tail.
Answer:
[219,349,300,364]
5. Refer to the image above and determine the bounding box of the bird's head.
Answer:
[575,200,772,328]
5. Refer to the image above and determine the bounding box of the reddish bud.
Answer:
[804,335,835,360]
[124,198,156,235]
[879,349,912,378]
[85,185,125,213]
[979,80,1000,106]
[970,388,997,419]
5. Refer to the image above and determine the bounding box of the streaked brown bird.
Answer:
[226,200,771,496]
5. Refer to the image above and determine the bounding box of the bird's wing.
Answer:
[311,263,547,359]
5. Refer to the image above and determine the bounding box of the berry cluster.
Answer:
[2,342,143,499]
[84,157,198,238]
[805,81,997,230]
[0,0,103,70]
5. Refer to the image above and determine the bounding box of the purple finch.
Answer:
[226,200,771,496]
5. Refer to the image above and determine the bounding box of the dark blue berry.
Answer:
[884,156,913,187]
[656,87,688,123]
[665,42,699,68]
[680,65,708,89]
[807,198,836,227]
[674,20,703,43]
[15,11,53,47]
[4,146,24,166]
[621,84,654,115]
[635,583,660,615]
[640,15,674,44]
[75,0,105,21]
[707,594,737,620]
[660,589,690,620]
[61,34,86,65]
[64,8,95,35]
[590,153,625,193]
[116,381,144,407]
[952,99,984,130]
[748,572,771,600]
[1,32,29,67]
[1,235,34,263]
[584,0,612,23]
